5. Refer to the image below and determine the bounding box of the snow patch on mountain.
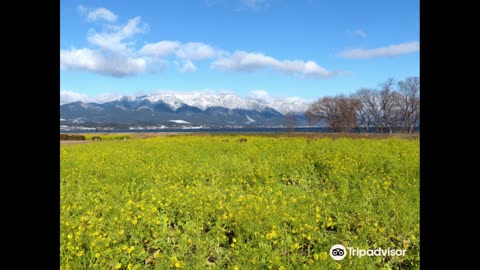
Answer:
[115,105,128,111]
[136,106,153,111]
[79,102,104,111]
[246,114,256,123]
[169,120,191,124]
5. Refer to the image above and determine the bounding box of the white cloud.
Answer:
[139,41,222,73]
[180,60,197,73]
[60,90,90,104]
[60,90,121,105]
[248,90,311,113]
[279,60,332,78]
[87,16,147,54]
[211,51,276,71]
[248,90,270,100]
[78,6,118,22]
[211,51,337,78]
[140,41,221,60]
[176,42,221,60]
[60,15,154,77]
[87,7,118,22]
[60,48,147,77]
[64,7,342,79]
[351,29,367,38]
[139,41,180,57]
[339,41,419,59]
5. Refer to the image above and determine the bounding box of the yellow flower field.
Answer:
[60,135,419,269]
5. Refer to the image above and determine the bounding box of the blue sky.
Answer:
[60,0,419,104]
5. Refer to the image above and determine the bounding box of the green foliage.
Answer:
[61,136,419,269]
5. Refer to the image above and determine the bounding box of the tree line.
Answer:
[305,76,419,133]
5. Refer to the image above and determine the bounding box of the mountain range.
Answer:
[60,93,316,128]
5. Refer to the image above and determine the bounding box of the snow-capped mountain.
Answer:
[134,93,268,112]
[62,92,311,114]
[60,92,314,127]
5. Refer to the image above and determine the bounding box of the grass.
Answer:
[60,135,419,269]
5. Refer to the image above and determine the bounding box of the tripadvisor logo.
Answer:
[329,244,347,261]
[330,244,406,261]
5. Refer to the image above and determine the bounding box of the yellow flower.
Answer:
[115,263,122,269]
[266,230,277,239]
[234,266,239,270]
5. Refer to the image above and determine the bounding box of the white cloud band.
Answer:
[339,41,419,59]
[211,51,336,78]
[60,48,147,77]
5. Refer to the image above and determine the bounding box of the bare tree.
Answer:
[398,76,420,133]
[336,95,363,132]
[355,103,370,132]
[306,75,419,134]
[305,96,339,131]
[389,91,404,131]
[378,78,397,133]
[354,88,382,132]
[305,95,362,132]
[304,109,317,127]
[284,111,296,132]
